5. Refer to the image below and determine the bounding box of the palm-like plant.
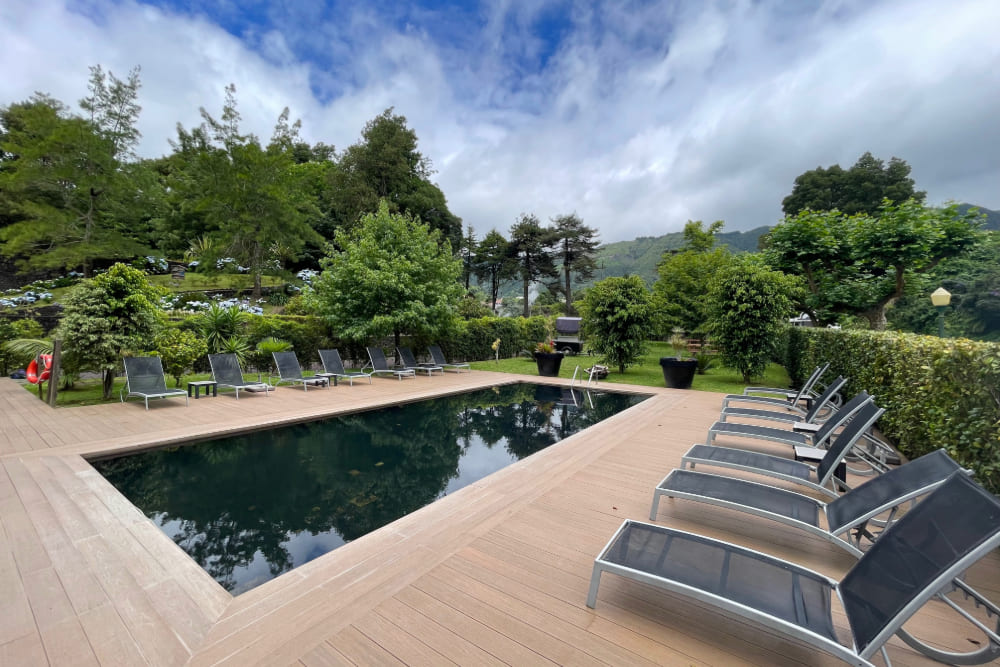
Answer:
[251,337,291,374]
[198,303,248,353]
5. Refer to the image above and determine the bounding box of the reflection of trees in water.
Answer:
[93,384,646,592]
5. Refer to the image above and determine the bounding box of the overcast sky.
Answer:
[2,0,998,243]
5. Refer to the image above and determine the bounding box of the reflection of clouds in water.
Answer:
[444,435,518,495]
[286,530,347,566]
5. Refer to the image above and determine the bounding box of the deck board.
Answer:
[0,373,996,665]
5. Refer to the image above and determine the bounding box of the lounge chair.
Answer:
[428,344,470,372]
[719,375,847,425]
[650,449,965,555]
[318,349,371,386]
[397,346,443,376]
[121,356,188,410]
[738,361,830,403]
[677,400,886,497]
[707,390,872,450]
[271,351,328,391]
[366,346,416,380]
[589,472,1000,666]
[209,353,271,399]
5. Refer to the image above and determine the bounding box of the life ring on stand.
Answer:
[26,354,52,384]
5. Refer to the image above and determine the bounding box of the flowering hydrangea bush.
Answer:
[215,258,250,272]
[295,269,318,285]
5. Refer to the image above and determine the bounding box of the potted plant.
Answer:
[533,340,564,377]
[659,331,697,389]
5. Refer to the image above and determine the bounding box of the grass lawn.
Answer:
[469,340,790,393]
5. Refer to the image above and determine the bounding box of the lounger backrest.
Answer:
[791,363,830,404]
[839,472,1000,658]
[367,347,390,371]
[124,356,169,394]
[812,390,870,445]
[209,353,244,385]
[817,400,883,485]
[802,376,847,422]
[273,351,304,380]
[397,347,418,367]
[824,449,965,533]
[428,345,447,365]
[319,349,346,374]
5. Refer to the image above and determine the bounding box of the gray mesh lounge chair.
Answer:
[121,356,188,410]
[650,449,965,555]
[720,363,833,412]
[428,344,470,372]
[397,346,443,376]
[209,353,271,399]
[318,349,371,385]
[590,472,1000,666]
[719,376,847,425]
[707,391,872,450]
[272,351,328,391]
[679,400,886,497]
[366,347,415,380]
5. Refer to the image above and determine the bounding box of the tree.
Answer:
[0,69,150,276]
[764,200,983,329]
[310,200,463,351]
[169,85,322,298]
[154,327,207,387]
[652,220,733,336]
[57,263,164,399]
[331,108,461,246]
[473,229,515,314]
[459,224,477,290]
[579,275,654,373]
[708,257,796,382]
[508,213,557,317]
[551,213,599,315]
[782,152,925,216]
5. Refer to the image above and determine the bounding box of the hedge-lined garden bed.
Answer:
[783,327,1000,493]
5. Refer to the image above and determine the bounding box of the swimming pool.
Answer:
[93,383,648,594]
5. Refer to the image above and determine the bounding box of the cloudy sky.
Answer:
[2,0,998,242]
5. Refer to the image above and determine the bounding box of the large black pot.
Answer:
[659,357,697,389]
[534,351,564,377]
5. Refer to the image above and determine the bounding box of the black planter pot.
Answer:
[534,352,564,377]
[659,357,697,389]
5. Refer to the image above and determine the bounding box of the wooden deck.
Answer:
[0,372,996,666]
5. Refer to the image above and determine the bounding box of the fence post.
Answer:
[47,340,61,407]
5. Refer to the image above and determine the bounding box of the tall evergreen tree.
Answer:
[459,224,477,290]
[551,213,599,315]
[507,213,557,317]
[473,229,516,314]
[0,67,148,276]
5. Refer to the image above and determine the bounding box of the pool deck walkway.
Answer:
[0,372,996,666]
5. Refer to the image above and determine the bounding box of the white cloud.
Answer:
[1,0,998,243]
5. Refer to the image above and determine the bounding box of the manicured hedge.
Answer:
[439,316,548,362]
[784,327,1000,493]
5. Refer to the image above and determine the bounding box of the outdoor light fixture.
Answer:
[930,287,951,337]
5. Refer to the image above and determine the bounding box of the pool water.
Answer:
[92,383,647,594]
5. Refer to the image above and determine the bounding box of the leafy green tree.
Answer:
[57,263,164,398]
[331,108,461,246]
[652,220,732,336]
[508,213,557,317]
[169,85,322,298]
[708,256,797,382]
[153,327,207,387]
[0,72,149,276]
[473,229,516,314]
[782,152,925,216]
[579,275,654,373]
[310,200,463,351]
[765,201,983,329]
[551,213,599,315]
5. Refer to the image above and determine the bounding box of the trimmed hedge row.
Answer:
[784,327,1000,493]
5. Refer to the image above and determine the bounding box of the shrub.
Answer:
[786,328,1000,493]
[579,276,654,373]
[153,328,208,387]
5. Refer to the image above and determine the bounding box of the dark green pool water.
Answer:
[93,383,647,594]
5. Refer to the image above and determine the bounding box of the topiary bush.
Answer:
[786,327,1000,493]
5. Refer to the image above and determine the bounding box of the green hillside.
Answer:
[590,226,770,286]
[958,204,1000,230]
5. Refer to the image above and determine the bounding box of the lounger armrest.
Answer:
[793,422,821,433]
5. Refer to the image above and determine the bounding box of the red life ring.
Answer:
[26,354,52,384]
